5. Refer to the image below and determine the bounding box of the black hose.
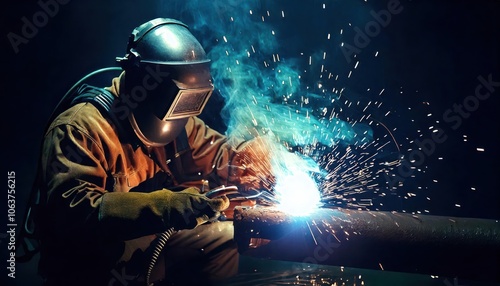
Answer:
[49,67,122,125]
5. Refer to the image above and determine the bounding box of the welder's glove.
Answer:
[99,187,229,241]
[229,136,276,195]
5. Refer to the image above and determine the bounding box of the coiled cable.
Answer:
[145,227,176,286]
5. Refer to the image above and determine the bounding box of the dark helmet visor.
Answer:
[163,86,213,120]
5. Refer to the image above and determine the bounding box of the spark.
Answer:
[306,221,318,245]
[311,220,323,234]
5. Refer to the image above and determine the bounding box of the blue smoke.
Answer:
[159,0,373,147]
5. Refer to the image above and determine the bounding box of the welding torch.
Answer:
[204,185,277,219]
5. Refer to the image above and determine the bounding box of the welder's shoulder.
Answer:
[45,102,117,138]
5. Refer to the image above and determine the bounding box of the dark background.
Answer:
[1,0,499,285]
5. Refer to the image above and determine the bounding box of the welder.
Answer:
[20,18,274,286]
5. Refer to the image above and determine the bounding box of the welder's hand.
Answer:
[167,187,230,229]
[99,187,230,240]
[230,136,276,194]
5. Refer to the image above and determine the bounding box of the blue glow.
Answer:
[275,172,321,216]
[267,142,323,216]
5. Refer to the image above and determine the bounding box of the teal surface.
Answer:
[217,256,499,286]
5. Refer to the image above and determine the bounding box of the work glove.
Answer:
[99,187,229,241]
[168,187,230,228]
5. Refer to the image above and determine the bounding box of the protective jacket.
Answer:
[36,74,266,285]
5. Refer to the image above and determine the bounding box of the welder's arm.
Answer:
[227,136,276,194]
[41,124,228,242]
[186,117,275,193]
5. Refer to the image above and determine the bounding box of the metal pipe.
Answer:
[233,206,500,282]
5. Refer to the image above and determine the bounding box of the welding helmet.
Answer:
[116,18,213,147]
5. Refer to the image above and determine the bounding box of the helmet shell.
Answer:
[117,18,213,147]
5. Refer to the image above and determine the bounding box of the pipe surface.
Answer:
[233,206,500,282]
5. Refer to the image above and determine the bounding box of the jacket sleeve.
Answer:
[185,117,275,192]
[41,122,175,243]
